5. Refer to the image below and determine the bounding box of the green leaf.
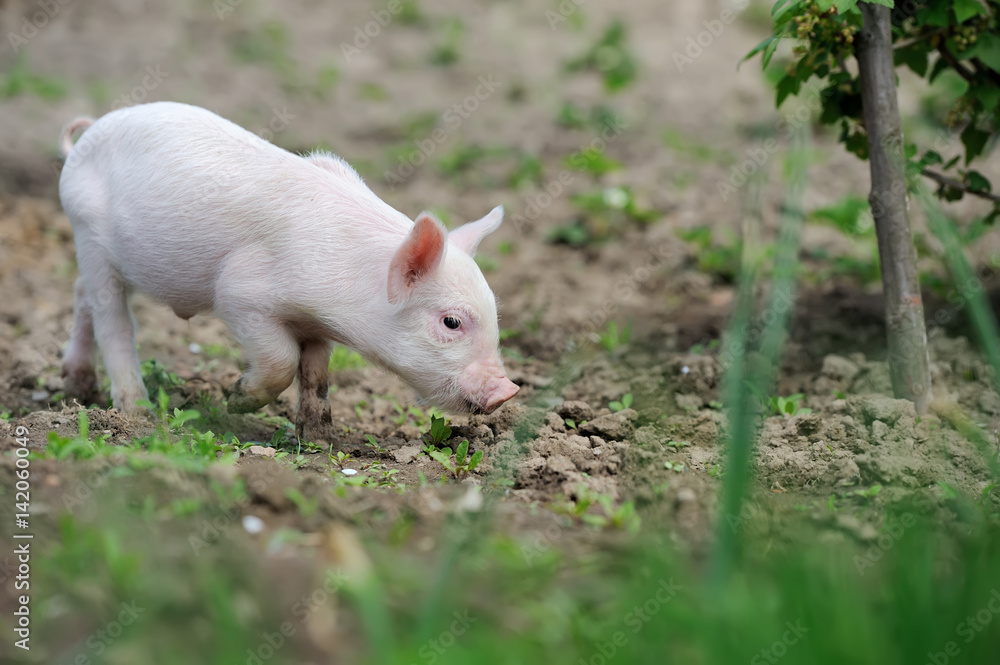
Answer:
[773,0,806,27]
[456,439,469,466]
[468,449,483,472]
[920,150,943,167]
[953,0,985,23]
[742,35,778,68]
[862,0,893,7]
[776,74,803,107]
[966,170,992,193]
[833,0,860,13]
[971,84,1000,110]
[961,125,990,164]
[917,5,950,27]
[810,196,872,235]
[966,32,1000,73]
[894,45,927,77]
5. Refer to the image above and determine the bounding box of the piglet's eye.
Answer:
[443,316,461,330]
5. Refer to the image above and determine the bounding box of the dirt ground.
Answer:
[1,0,1000,661]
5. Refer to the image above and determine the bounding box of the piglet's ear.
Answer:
[448,205,503,257]
[388,212,447,304]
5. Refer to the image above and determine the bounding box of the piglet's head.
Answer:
[384,205,518,415]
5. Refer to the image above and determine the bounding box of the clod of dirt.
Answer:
[675,393,704,412]
[852,395,916,427]
[813,354,862,395]
[247,445,277,457]
[557,400,594,424]
[238,457,299,510]
[579,408,637,441]
[391,444,423,464]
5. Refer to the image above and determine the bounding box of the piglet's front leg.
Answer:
[296,340,334,444]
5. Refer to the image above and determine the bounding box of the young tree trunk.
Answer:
[855,2,933,414]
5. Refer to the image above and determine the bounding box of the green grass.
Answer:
[0,55,67,101]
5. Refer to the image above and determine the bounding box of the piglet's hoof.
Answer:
[224,379,270,414]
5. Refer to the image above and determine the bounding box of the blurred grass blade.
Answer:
[712,125,810,585]
[914,182,1000,480]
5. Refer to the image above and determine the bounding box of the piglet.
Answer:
[58,102,518,440]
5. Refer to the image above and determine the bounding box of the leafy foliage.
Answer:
[426,439,483,480]
[746,0,1000,219]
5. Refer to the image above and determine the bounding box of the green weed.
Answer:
[609,393,633,412]
[426,439,483,480]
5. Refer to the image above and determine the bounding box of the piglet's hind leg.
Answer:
[296,340,333,444]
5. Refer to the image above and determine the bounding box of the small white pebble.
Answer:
[341,468,358,476]
[31,390,50,401]
[242,515,265,534]
[681,365,690,375]
[594,449,602,456]
[188,342,202,354]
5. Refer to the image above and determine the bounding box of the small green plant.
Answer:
[769,393,812,417]
[330,451,353,470]
[663,460,685,473]
[141,359,185,396]
[598,321,631,354]
[430,16,465,65]
[564,418,578,429]
[167,406,201,432]
[676,226,741,283]
[852,484,883,502]
[609,393,633,413]
[285,488,318,518]
[564,148,623,177]
[423,414,452,447]
[365,435,388,460]
[45,410,112,460]
[0,56,67,101]
[426,440,483,480]
[553,487,640,532]
[329,345,367,372]
[564,20,638,93]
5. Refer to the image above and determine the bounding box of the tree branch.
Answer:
[971,57,1000,87]
[936,43,977,83]
[893,28,949,51]
[922,168,1000,204]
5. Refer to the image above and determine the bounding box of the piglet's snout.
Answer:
[460,365,519,414]
[483,376,519,414]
